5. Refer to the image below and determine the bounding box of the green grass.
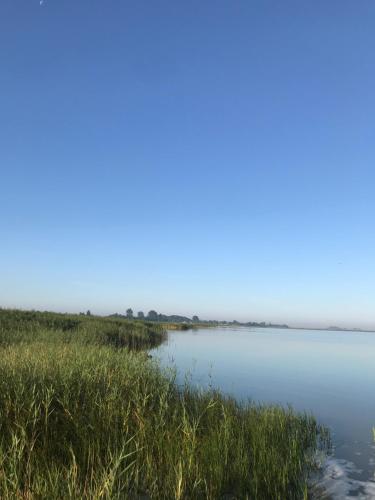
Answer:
[0,309,166,349]
[160,322,191,330]
[0,309,329,499]
[161,323,219,331]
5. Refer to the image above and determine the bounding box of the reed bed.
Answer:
[0,309,166,350]
[0,310,329,499]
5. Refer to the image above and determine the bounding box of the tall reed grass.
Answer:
[0,309,329,499]
[0,309,166,349]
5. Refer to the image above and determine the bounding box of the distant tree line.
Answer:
[109,309,288,329]
[110,309,201,324]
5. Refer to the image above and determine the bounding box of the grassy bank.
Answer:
[161,322,219,331]
[161,322,191,330]
[0,309,329,499]
[0,309,166,349]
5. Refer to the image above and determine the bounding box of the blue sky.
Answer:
[1,0,375,328]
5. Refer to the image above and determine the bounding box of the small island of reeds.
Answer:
[0,309,329,499]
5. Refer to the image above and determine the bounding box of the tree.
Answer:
[137,311,145,319]
[126,308,133,319]
[192,315,199,322]
[147,310,158,321]
[86,310,91,316]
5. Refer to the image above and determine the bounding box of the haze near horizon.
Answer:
[1,0,374,330]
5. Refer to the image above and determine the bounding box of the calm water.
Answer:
[151,326,375,499]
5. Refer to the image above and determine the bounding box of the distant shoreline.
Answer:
[218,323,375,334]
[286,325,375,334]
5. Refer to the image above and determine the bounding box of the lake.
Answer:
[151,326,375,499]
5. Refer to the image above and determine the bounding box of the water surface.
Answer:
[151,326,375,499]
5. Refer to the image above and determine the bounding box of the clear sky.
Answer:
[1,0,375,329]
